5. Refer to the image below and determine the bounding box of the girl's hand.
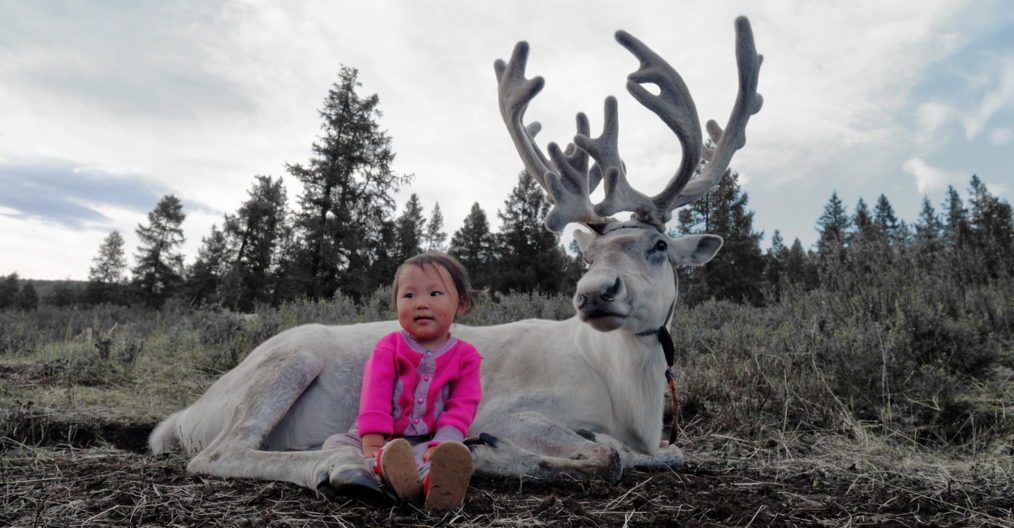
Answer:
[362,433,385,458]
[422,445,437,462]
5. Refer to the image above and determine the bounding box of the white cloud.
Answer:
[902,157,961,193]
[916,102,953,146]
[988,127,1013,145]
[2,0,1012,279]
[961,56,1014,141]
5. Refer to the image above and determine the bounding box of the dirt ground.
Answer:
[3,423,1011,528]
[2,364,1011,527]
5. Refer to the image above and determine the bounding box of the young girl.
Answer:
[323,253,482,511]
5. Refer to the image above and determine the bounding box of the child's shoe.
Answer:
[375,438,422,503]
[423,441,473,511]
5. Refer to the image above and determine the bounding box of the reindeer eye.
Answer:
[653,240,668,253]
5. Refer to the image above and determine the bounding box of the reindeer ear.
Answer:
[573,229,597,255]
[668,234,723,266]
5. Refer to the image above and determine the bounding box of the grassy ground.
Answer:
[2,290,1012,526]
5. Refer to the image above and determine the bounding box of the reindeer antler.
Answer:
[664,17,764,212]
[494,42,608,231]
[495,16,763,232]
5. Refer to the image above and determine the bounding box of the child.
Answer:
[323,253,482,511]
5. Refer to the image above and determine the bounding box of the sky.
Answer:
[1,1,1012,281]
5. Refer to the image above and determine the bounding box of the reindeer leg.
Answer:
[470,411,622,482]
[574,430,685,470]
[628,443,685,470]
[186,351,380,497]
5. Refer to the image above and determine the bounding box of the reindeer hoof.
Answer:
[603,448,623,484]
[660,444,685,469]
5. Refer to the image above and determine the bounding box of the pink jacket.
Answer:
[358,331,482,444]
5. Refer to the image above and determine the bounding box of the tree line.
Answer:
[1,66,581,312]
[672,169,1013,307]
[2,64,1011,313]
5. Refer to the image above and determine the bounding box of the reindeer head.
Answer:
[495,17,762,334]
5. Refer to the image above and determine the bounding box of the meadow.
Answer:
[2,280,1012,526]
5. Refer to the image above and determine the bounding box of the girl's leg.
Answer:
[410,439,432,476]
[321,432,361,451]
[323,433,422,503]
[421,441,473,511]
[377,438,423,502]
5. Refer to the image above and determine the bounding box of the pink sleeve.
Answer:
[357,338,397,437]
[434,344,483,440]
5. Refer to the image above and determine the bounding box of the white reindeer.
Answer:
[149,16,762,498]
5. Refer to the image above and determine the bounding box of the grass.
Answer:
[1,283,1012,526]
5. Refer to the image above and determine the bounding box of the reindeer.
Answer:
[149,16,762,498]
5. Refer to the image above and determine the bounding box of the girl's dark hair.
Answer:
[391,252,480,315]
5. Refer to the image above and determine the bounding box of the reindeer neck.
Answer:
[571,319,667,375]
[571,318,668,452]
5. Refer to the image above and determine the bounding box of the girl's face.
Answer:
[395,263,463,349]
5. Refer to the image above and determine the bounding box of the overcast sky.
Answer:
[1,1,1012,281]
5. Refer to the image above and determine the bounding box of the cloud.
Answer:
[0,2,253,119]
[988,127,1013,144]
[961,56,1014,141]
[914,53,1014,145]
[1,1,1011,279]
[902,157,961,193]
[916,102,953,146]
[0,161,166,229]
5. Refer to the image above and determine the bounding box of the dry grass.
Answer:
[2,284,1012,526]
[2,421,1012,527]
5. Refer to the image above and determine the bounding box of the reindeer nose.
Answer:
[574,277,623,310]
[600,278,622,303]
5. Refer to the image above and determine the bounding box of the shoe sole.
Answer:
[424,442,473,511]
[380,438,422,502]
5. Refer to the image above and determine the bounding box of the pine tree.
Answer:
[764,229,786,299]
[846,194,898,282]
[15,281,38,311]
[0,273,19,310]
[782,238,817,289]
[816,191,850,254]
[49,281,81,307]
[449,203,495,290]
[221,176,288,311]
[425,203,447,252]
[967,175,1014,278]
[87,230,127,304]
[89,231,127,284]
[494,171,570,294]
[185,225,231,307]
[675,188,714,234]
[132,195,186,307]
[394,193,426,263]
[942,185,970,246]
[676,171,765,305]
[288,66,409,300]
[365,218,400,294]
[267,221,304,304]
[914,196,943,245]
[851,198,873,243]
[873,194,905,244]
